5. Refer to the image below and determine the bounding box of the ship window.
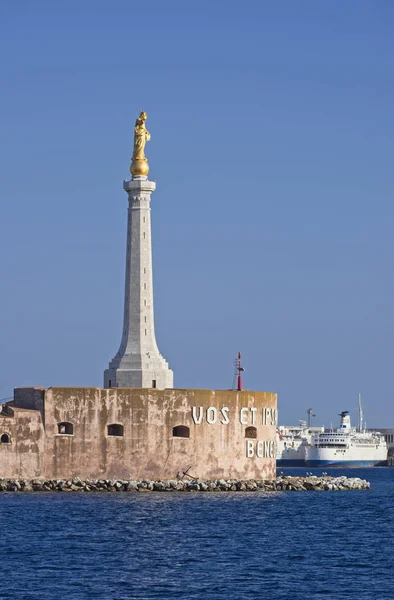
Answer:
[245,426,257,439]
[173,425,190,438]
[107,424,124,437]
[58,422,73,435]
[0,433,10,444]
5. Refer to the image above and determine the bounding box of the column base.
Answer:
[104,367,173,390]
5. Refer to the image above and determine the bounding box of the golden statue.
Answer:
[130,111,151,177]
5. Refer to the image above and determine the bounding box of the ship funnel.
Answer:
[339,410,351,431]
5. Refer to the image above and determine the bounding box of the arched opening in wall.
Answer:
[172,425,190,439]
[108,424,124,437]
[58,422,74,435]
[245,426,257,439]
[0,433,10,444]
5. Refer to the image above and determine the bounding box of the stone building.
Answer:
[0,113,277,481]
[0,387,277,480]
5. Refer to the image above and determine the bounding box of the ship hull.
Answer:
[305,443,387,468]
[277,459,306,467]
[305,459,381,467]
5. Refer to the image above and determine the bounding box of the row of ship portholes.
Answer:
[56,423,258,439]
[2,425,259,444]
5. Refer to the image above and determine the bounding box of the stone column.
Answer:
[104,176,173,389]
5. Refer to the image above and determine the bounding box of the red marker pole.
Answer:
[237,352,242,391]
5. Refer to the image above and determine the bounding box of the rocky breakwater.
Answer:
[0,475,370,492]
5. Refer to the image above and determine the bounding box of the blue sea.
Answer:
[0,468,393,600]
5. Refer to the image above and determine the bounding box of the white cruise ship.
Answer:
[276,421,324,467]
[305,408,387,467]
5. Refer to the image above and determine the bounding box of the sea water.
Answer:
[0,468,393,600]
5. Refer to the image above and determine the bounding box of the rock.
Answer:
[186,481,200,491]
[137,481,153,491]
[218,480,229,491]
[207,481,217,491]
[303,481,316,491]
[153,481,166,491]
[125,481,138,491]
[245,481,257,491]
[0,475,371,493]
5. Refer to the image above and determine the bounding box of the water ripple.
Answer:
[0,468,393,599]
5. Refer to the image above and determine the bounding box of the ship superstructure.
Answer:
[276,421,324,467]
[305,407,387,467]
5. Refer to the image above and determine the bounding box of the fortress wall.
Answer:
[0,406,44,478]
[42,387,277,480]
[3,387,277,480]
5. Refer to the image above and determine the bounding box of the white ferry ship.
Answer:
[305,407,387,467]
[276,421,324,467]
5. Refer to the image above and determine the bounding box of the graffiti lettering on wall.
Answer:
[191,406,278,426]
[191,406,277,459]
[246,440,276,458]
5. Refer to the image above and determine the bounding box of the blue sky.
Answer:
[1,1,394,427]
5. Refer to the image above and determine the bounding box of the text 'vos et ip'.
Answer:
[191,407,277,426]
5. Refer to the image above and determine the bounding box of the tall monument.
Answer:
[104,112,174,390]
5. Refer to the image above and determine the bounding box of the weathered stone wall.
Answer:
[0,405,44,478]
[1,387,277,481]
